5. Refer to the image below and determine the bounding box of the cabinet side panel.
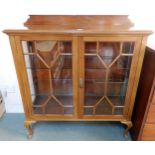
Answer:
[72,36,79,118]
[126,36,148,120]
[9,36,31,118]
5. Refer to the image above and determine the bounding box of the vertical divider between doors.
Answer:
[73,36,80,118]
[77,36,85,118]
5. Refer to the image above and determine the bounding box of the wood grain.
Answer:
[4,15,151,138]
[146,104,155,123]
[141,124,155,140]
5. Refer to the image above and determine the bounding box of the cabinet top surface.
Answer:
[3,15,152,35]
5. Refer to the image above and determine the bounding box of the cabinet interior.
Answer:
[22,40,134,116]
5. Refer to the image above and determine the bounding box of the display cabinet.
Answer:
[3,15,152,138]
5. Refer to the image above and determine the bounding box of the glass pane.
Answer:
[64,107,73,115]
[26,69,50,95]
[107,56,132,105]
[85,42,96,53]
[32,94,49,114]
[36,41,58,66]
[85,96,103,106]
[85,54,106,110]
[85,55,105,69]
[107,82,127,96]
[22,41,73,115]
[32,94,49,106]
[45,98,63,114]
[24,55,47,69]
[107,96,125,106]
[59,41,72,53]
[84,41,134,116]
[114,107,124,115]
[85,79,105,96]
[22,41,33,54]
[108,55,132,82]
[84,107,93,115]
[122,42,134,53]
[99,42,120,65]
[95,99,112,115]
[85,69,106,97]
[33,107,43,114]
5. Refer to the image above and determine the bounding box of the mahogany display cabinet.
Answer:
[3,15,152,138]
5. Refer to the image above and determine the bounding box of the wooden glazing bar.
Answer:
[104,68,109,95]
[50,53,61,68]
[119,42,123,54]
[93,96,105,114]
[108,55,120,68]
[42,95,52,107]
[52,95,65,114]
[33,42,38,54]
[105,96,114,107]
[49,68,53,94]
[94,96,105,107]
[53,41,60,60]
[51,95,64,107]
[96,41,99,54]
[36,53,50,68]
[97,54,108,69]
[105,96,115,114]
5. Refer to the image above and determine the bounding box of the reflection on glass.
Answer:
[99,42,120,65]
[122,42,134,53]
[22,41,73,115]
[85,42,96,53]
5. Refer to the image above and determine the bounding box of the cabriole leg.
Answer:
[24,121,35,139]
[121,121,133,138]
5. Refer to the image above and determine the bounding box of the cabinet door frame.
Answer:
[12,34,79,120]
[78,35,143,120]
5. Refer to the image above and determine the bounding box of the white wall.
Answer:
[0,0,155,113]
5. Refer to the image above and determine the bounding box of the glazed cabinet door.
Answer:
[79,36,140,119]
[16,36,77,118]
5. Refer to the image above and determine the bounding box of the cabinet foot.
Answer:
[121,121,133,138]
[24,121,36,139]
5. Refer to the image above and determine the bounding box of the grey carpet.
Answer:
[0,113,131,141]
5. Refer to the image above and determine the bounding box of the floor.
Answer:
[0,113,131,141]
